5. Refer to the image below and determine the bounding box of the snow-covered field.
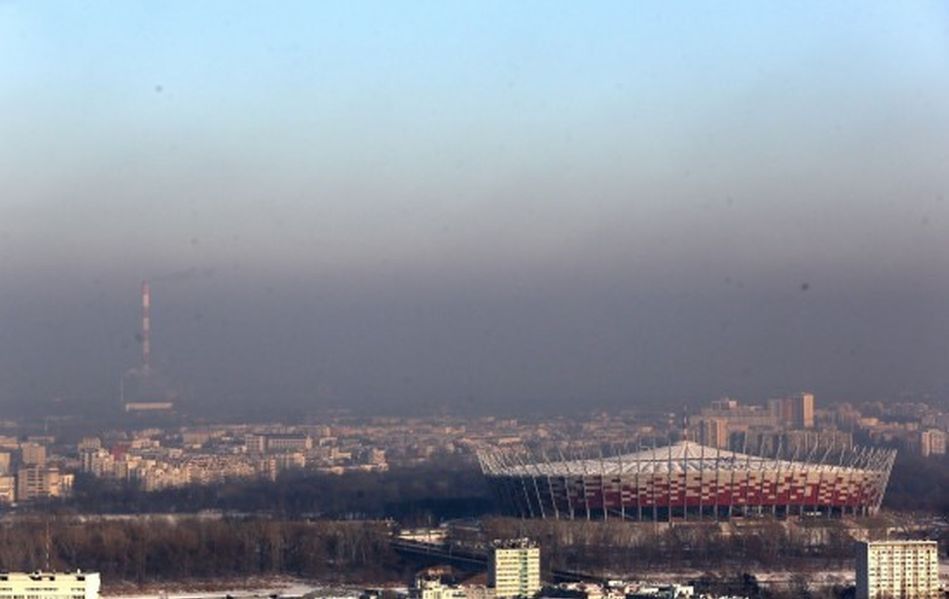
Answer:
[102,578,402,599]
[600,559,949,589]
[100,559,949,597]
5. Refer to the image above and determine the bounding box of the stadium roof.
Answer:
[478,440,890,476]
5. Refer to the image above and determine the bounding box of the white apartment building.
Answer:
[0,572,100,599]
[488,539,541,598]
[16,466,73,502]
[918,429,946,457]
[20,442,47,467]
[0,475,14,504]
[410,578,468,599]
[856,540,940,599]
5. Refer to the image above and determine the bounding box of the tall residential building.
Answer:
[15,466,72,502]
[702,399,778,431]
[792,392,815,429]
[856,540,939,599]
[0,572,100,599]
[0,475,14,504]
[918,429,946,457]
[77,437,103,452]
[769,393,815,429]
[697,418,728,449]
[488,539,541,598]
[20,442,47,466]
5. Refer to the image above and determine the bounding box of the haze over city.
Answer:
[2,1,949,415]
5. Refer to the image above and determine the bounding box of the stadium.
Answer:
[477,440,896,521]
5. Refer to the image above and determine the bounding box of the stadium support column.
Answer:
[635,444,643,522]
[617,448,626,520]
[559,448,575,520]
[598,449,609,521]
[667,441,673,525]
[503,452,529,519]
[875,449,896,516]
[861,448,874,517]
[598,449,608,521]
[512,453,536,518]
[842,444,857,517]
[651,438,658,524]
[840,447,867,516]
[803,438,820,517]
[786,443,799,518]
[772,439,782,517]
[816,444,835,518]
[713,444,720,522]
[682,441,689,521]
[740,433,751,519]
[756,436,766,517]
[527,458,546,519]
[578,449,591,521]
[541,451,560,520]
[698,443,705,521]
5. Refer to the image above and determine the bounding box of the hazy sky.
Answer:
[2,2,948,415]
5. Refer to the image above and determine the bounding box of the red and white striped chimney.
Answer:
[141,280,151,372]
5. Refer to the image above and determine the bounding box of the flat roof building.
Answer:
[488,539,540,598]
[410,578,468,599]
[0,572,100,599]
[856,540,939,599]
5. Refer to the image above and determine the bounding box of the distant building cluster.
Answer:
[0,388,945,504]
[844,401,947,458]
[694,393,846,453]
[697,393,814,441]
[398,538,541,599]
[692,394,948,460]
[0,437,73,504]
[395,536,747,599]
[77,426,389,491]
[3,416,506,501]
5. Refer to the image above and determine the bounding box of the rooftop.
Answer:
[479,440,895,476]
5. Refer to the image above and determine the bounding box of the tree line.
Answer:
[482,516,873,573]
[65,456,493,523]
[61,451,949,519]
[881,452,949,514]
[0,517,403,585]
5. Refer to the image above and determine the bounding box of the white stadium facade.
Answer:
[477,440,896,521]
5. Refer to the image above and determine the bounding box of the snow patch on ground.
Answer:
[102,578,383,599]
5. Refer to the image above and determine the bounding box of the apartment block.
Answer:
[488,539,541,598]
[856,540,940,599]
[0,572,100,599]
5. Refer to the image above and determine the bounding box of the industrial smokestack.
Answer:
[141,280,151,372]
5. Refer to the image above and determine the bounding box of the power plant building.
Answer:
[122,281,177,413]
